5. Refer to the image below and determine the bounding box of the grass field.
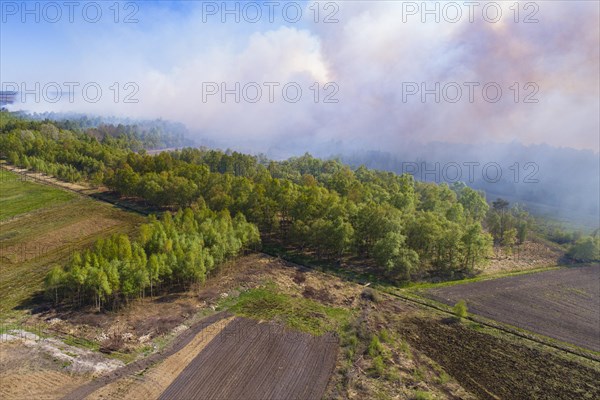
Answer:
[0,169,76,221]
[0,173,144,316]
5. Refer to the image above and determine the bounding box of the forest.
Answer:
[1,111,597,308]
[45,207,259,309]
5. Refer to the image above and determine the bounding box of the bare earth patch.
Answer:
[398,314,600,400]
[0,370,86,400]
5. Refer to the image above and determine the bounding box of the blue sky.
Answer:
[1,1,599,151]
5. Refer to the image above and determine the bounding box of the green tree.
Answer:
[455,185,489,222]
[45,265,65,304]
[460,224,493,271]
[147,254,161,298]
[502,228,518,255]
[373,232,419,281]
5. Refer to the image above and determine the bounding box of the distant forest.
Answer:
[11,111,194,150]
[342,144,600,231]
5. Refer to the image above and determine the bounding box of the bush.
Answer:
[100,331,124,353]
[361,287,381,303]
[371,355,385,377]
[367,335,384,358]
[453,299,468,320]
[379,328,391,343]
[413,390,433,400]
[567,236,600,262]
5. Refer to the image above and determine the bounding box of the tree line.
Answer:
[44,206,260,309]
[1,112,496,281]
[7,112,594,288]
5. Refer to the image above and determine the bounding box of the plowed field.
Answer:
[426,265,600,351]
[159,317,338,400]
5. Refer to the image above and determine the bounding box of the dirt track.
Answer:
[426,265,600,352]
[159,317,338,400]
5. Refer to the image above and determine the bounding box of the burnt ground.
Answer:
[426,264,600,352]
[159,317,338,400]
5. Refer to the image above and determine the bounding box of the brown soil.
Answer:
[31,291,206,356]
[159,317,339,400]
[398,315,600,400]
[426,264,600,351]
[0,370,86,400]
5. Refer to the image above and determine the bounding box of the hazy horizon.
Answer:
[2,1,599,152]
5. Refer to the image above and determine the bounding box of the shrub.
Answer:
[293,270,306,284]
[453,299,468,320]
[379,328,391,343]
[371,355,385,377]
[368,335,384,358]
[100,332,124,353]
[361,287,381,303]
[567,236,600,262]
[413,390,433,400]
